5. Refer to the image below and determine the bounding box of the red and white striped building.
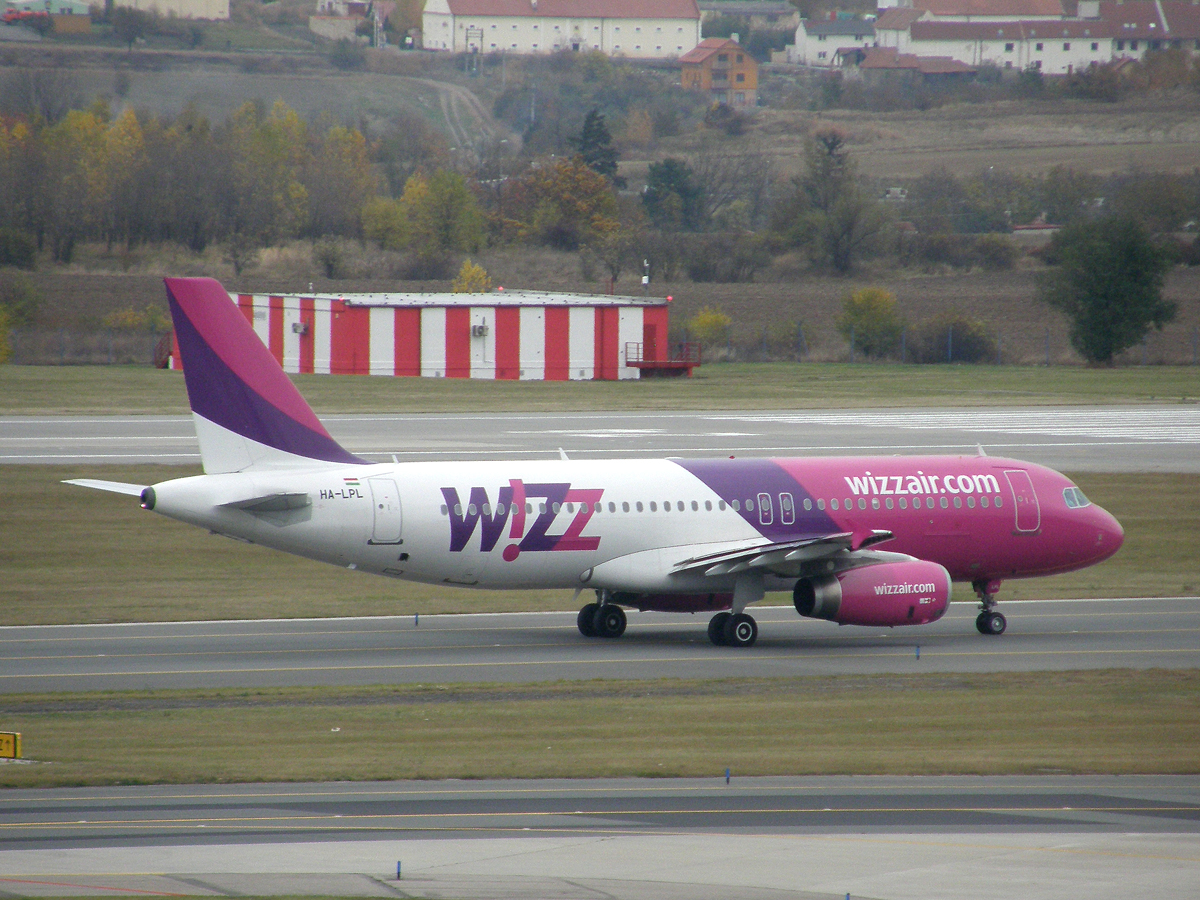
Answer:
[171,290,681,380]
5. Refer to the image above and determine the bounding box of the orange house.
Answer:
[679,37,758,107]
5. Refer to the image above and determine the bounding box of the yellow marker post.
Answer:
[0,732,21,759]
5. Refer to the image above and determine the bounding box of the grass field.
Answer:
[2,670,1197,787]
[3,362,1200,415]
[2,466,1195,625]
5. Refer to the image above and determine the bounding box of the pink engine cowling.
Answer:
[793,559,952,627]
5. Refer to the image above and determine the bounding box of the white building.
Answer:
[790,18,876,66]
[113,0,229,19]
[871,0,1200,75]
[421,0,702,58]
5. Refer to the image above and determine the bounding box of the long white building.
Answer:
[421,0,702,58]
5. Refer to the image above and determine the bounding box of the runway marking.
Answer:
[3,647,1198,681]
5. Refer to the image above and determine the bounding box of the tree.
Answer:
[1038,216,1176,365]
[771,128,889,274]
[0,306,10,366]
[305,125,378,237]
[642,157,703,231]
[400,169,484,255]
[837,288,905,359]
[573,109,623,187]
[452,259,492,293]
[515,156,617,250]
[112,7,151,51]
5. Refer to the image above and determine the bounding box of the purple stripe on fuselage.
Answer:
[672,458,839,539]
[166,278,366,466]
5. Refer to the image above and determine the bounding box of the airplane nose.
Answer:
[1091,506,1124,563]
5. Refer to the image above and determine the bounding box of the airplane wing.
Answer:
[671,530,894,578]
[63,479,148,497]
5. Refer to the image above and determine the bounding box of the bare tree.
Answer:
[0,68,84,124]
[687,148,773,230]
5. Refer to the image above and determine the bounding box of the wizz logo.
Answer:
[441,480,603,561]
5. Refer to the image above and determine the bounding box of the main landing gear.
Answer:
[973,579,1007,636]
[577,599,626,639]
[706,611,758,648]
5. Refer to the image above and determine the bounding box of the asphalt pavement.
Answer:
[4,405,1200,471]
[0,776,1197,900]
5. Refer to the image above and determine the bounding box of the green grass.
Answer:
[2,671,1197,787]
[2,362,1199,415]
[1,467,1195,625]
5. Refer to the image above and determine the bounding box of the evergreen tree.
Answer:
[573,109,623,187]
[1038,216,1176,365]
[642,157,703,231]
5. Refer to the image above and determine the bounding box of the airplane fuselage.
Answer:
[145,453,1123,599]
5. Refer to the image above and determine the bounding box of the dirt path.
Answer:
[405,76,508,149]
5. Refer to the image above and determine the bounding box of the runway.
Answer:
[4,405,1200,471]
[0,776,1197,899]
[2,597,1197,692]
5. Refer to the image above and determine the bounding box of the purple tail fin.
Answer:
[165,277,366,473]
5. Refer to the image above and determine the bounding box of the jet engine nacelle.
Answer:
[793,560,951,627]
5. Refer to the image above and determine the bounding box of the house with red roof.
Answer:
[868,0,1200,74]
[421,0,702,58]
[680,37,758,106]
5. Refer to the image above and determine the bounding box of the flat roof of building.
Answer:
[279,290,672,308]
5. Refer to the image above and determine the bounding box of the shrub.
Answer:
[0,272,42,327]
[837,287,905,359]
[0,228,37,270]
[452,259,492,293]
[912,314,997,364]
[973,233,1019,270]
[0,306,9,365]
[683,234,768,282]
[329,39,366,71]
[313,239,345,278]
[687,307,732,345]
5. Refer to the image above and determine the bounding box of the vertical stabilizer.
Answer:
[164,277,367,473]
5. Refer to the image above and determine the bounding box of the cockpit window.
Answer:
[1063,487,1091,509]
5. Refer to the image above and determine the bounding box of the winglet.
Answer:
[164,277,367,473]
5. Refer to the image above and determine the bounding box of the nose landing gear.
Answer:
[973,580,1006,635]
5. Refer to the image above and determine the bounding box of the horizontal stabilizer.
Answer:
[63,479,148,497]
[220,492,311,513]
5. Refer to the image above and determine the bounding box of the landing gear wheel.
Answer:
[707,612,731,646]
[577,602,599,637]
[723,613,758,648]
[976,611,1007,635]
[595,604,627,638]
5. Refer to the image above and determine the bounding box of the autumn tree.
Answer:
[837,287,905,359]
[1038,216,1176,365]
[400,169,484,255]
[452,259,492,293]
[306,125,378,237]
[516,156,617,250]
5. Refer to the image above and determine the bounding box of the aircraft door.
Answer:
[1003,469,1040,533]
[368,478,403,544]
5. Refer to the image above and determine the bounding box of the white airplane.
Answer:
[69,277,1125,646]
